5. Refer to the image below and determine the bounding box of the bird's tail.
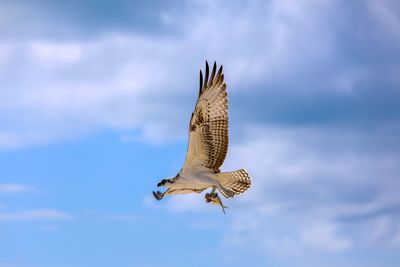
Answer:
[215,169,251,198]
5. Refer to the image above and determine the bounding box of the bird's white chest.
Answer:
[173,168,215,189]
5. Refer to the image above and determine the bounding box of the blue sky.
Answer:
[1,0,400,266]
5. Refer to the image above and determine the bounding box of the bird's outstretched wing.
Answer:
[183,61,228,173]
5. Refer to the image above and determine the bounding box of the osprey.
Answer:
[153,62,251,212]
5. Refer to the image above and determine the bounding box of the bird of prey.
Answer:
[153,61,251,212]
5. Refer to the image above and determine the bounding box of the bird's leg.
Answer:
[209,186,217,196]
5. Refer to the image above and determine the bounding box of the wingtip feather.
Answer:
[204,61,210,90]
[209,61,217,87]
[199,70,203,96]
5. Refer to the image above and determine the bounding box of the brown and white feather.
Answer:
[183,62,229,173]
[216,169,251,198]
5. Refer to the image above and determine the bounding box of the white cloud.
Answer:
[0,183,35,193]
[0,34,193,149]
[2,0,396,149]
[220,125,400,256]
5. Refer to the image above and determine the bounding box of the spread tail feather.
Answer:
[216,169,251,198]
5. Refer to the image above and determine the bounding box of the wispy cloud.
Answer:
[165,194,211,213]
[107,213,141,223]
[299,222,352,252]
[0,209,74,221]
[0,183,35,193]
[80,210,142,223]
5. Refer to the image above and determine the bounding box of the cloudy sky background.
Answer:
[1,0,400,266]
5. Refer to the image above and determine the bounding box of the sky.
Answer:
[0,0,400,266]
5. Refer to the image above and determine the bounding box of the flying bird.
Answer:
[153,61,251,212]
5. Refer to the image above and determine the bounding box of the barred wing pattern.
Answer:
[183,62,228,172]
[217,169,251,198]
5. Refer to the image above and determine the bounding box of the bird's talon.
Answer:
[153,191,163,200]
